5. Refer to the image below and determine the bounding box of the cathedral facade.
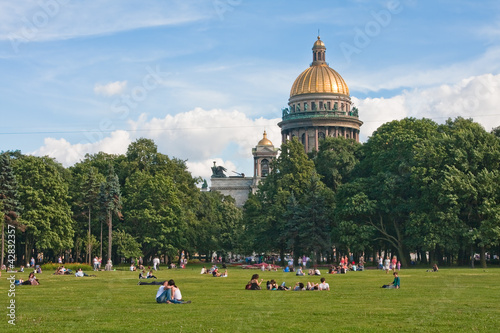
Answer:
[210,36,361,205]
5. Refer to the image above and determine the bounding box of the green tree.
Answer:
[123,170,185,261]
[12,155,74,260]
[0,153,22,266]
[313,137,362,192]
[99,166,122,264]
[348,118,439,267]
[415,118,500,267]
[244,138,319,264]
[113,230,142,259]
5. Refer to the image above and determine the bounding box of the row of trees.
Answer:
[1,117,499,268]
[243,117,500,268]
[1,139,242,266]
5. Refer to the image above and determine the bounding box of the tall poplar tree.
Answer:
[99,166,122,264]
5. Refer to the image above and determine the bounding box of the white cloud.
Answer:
[355,73,500,140]
[128,108,281,164]
[94,81,127,96]
[31,130,131,166]
[31,108,281,178]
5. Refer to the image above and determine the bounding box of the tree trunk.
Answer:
[279,248,285,267]
[107,210,112,263]
[88,207,91,265]
[480,246,487,268]
[100,221,103,259]
[1,221,4,267]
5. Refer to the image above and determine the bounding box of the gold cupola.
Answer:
[257,131,273,146]
[290,36,349,97]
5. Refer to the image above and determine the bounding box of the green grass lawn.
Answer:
[2,265,500,332]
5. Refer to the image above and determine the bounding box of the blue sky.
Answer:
[1,0,500,181]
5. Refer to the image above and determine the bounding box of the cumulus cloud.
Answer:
[128,108,281,162]
[31,130,131,166]
[94,81,127,96]
[355,73,500,140]
[32,108,281,178]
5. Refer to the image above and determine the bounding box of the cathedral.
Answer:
[209,36,362,206]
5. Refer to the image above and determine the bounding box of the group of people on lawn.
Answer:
[200,265,228,277]
[245,273,330,291]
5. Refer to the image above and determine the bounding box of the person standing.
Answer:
[153,257,160,271]
[391,256,397,272]
[384,257,391,273]
[30,257,35,268]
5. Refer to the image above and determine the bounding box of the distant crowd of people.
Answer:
[245,273,330,291]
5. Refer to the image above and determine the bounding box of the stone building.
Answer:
[278,36,362,152]
[210,131,278,207]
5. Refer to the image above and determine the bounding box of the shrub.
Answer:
[40,263,93,272]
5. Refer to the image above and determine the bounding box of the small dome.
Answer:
[313,36,325,49]
[258,131,273,146]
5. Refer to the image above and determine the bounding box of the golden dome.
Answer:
[290,37,349,97]
[290,65,349,97]
[313,36,325,48]
[258,131,273,146]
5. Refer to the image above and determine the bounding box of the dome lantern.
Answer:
[312,36,326,65]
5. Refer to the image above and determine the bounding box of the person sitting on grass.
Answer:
[248,274,263,290]
[139,270,147,279]
[130,264,136,271]
[147,270,157,279]
[427,263,439,272]
[200,266,207,274]
[318,277,330,291]
[155,280,190,304]
[22,272,39,285]
[382,272,400,289]
[283,266,290,273]
[314,268,321,275]
[220,269,228,277]
[296,267,304,276]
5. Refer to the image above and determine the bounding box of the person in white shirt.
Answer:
[318,277,330,291]
[153,257,160,271]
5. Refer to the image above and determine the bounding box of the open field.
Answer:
[2,265,500,332]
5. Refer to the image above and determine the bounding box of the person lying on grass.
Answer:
[147,270,157,279]
[267,279,278,290]
[307,282,319,290]
[139,280,165,285]
[155,280,191,304]
[75,268,96,277]
[293,282,305,291]
[382,272,400,289]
